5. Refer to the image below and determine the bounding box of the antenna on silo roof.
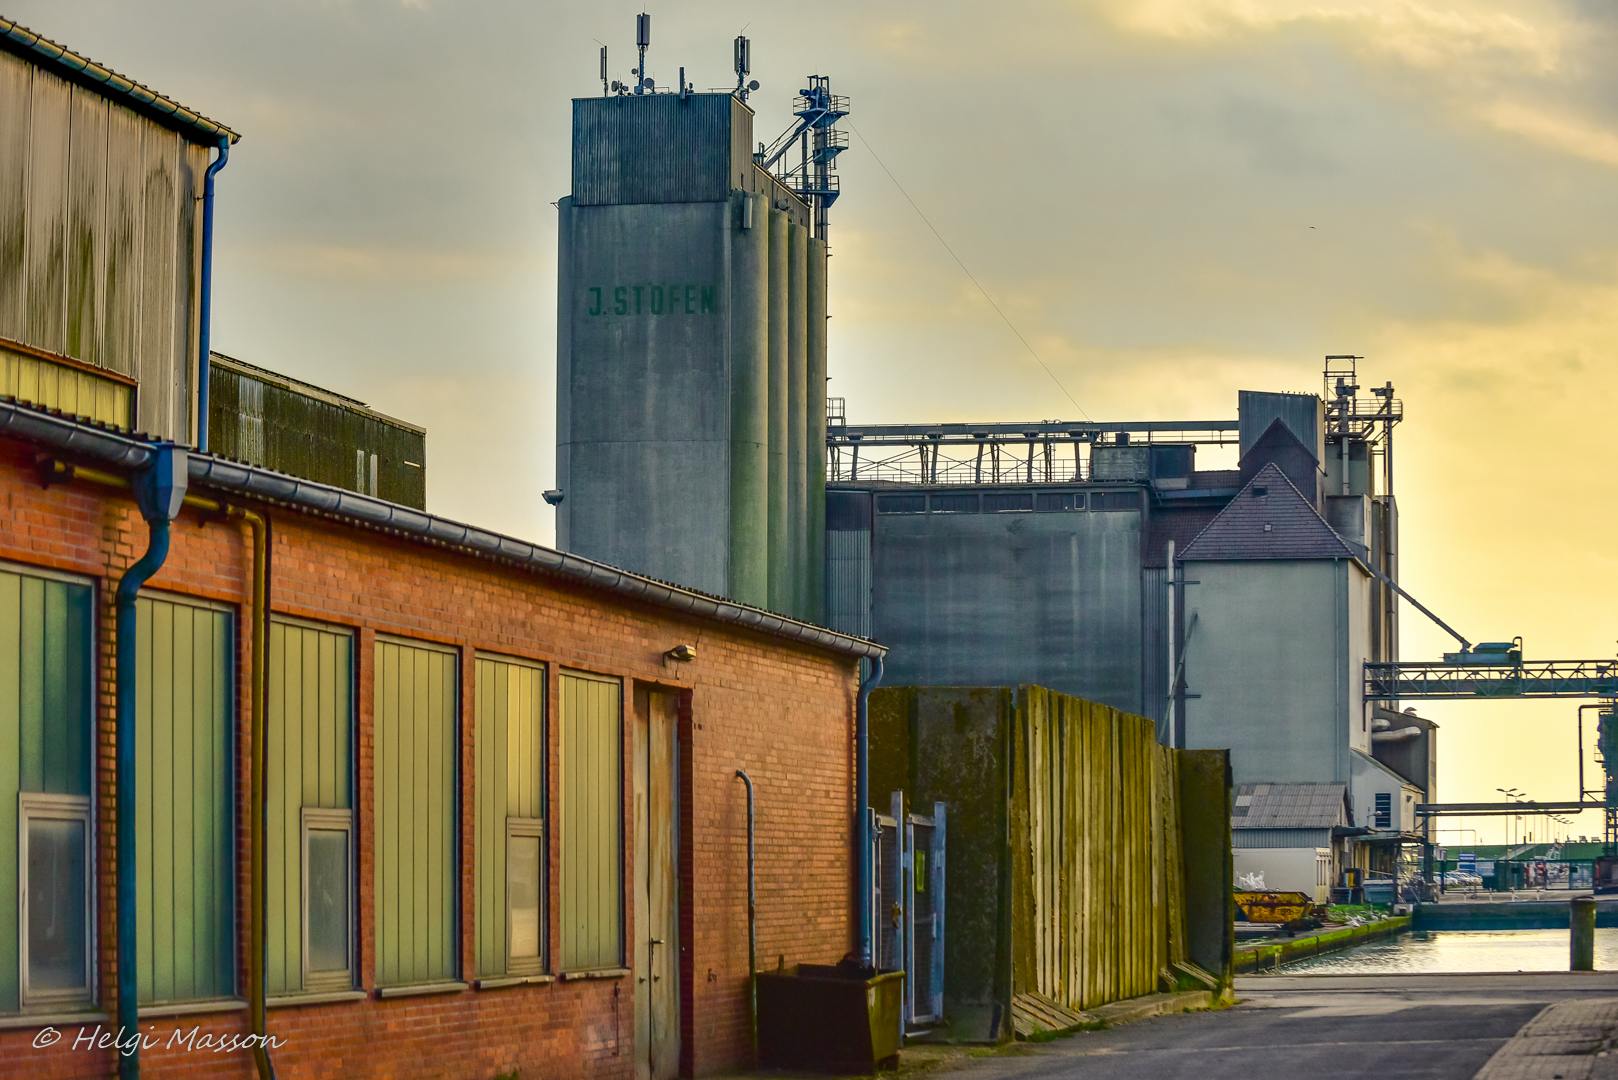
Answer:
[635,13,651,94]
[734,35,758,102]
[599,45,608,97]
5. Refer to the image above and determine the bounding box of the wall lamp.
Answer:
[665,644,697,663]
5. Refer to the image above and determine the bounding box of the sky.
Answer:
[12,0,1618,843]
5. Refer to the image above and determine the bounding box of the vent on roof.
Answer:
[1251,485,1268,497]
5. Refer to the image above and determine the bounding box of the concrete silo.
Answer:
[555,88,833,622]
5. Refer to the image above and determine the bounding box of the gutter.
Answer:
[1,398,885,660]
[0,16,239,146]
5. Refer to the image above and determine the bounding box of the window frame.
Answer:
[504,816,546,976]
[559,668,625,973]
[18,792,94,1011]
[300,807,355,993]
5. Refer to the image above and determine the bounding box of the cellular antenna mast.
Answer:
[635,12,650,94]
[734,35,757,102]
[599,45,608,97]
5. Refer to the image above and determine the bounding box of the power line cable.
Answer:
[851,125,1091,421]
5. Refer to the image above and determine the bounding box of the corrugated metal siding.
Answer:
[267,620,352,995]
[474,654,545,976]
[560,670,621,971]
[0,569,93,1011]
[209,360,427,509]
[374,638,457,987]
[0,47,203,443]
[135,594,233,1004]
[1232,828,1332,849]
[572,94,741,207]
[0,342,132,427]
[825,527,872,639]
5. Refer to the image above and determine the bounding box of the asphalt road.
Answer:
[928,974,1618,1080]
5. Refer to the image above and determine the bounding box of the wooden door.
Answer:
[633,689,679,1080]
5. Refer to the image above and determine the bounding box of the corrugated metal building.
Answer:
[0,16,238,442]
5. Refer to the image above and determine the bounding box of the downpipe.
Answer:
[116,448,189,1080]
[856,656,884,967]
[735,770,757,1055]
[240,508,274,1080]
[196,134,229,453]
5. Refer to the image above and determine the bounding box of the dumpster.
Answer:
[757,964,905,1073]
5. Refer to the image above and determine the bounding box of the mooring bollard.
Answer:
[1571,896,1597,971]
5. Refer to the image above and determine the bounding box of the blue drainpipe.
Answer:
[196,136,229,453]
[117,446,189,1080]
[856,655,884,968]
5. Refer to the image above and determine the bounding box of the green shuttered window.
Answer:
[474,655,546,977]
[267,620,353,995]
[0,568,95,1013]
[560,670,622,972]
[374,638,457,987]
[135,594,234,1005]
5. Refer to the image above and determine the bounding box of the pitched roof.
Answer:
[1179,462,1357,562]
[1232,782,1349,829]
[0,16,239,146]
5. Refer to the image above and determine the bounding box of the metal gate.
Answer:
[871,793,946,1032]
[906,806,945,1025]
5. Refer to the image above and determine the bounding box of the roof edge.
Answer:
[0,17,239,146]
[0,398,882,660]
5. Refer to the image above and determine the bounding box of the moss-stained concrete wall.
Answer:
[871,685,1232,1042]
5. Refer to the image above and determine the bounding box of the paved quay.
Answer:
[885,974,1618,1080]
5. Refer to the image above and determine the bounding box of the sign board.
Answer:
[1459,852,1476,872]
[1476,860,1496,876]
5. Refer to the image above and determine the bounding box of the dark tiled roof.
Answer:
[1232,782,1349,829]
[1180,462,1357,562]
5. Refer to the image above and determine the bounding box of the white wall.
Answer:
[1234,847,1333,902]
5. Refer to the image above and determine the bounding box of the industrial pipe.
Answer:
[58,459,272,1078]
[116,447,189,1080]
[242,508,275,1080]
[196,134,229,453]
[735,770,757,1054]
[856,656,885,967]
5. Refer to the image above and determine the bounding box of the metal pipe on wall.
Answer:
[805,238,828,626]
[60,458,274,1079]
[196,135,230,453]
[115,447,189,1080]
[786,223,808,620]
[735,769,757,1053]
[856,656,885,966]
[728,191,771,608]
[766,208,789,613]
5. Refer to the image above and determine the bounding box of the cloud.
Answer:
[240,241,534,284]
[1092,0,1565,74]
[1482,98,1618,168]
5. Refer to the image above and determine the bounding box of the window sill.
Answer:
[474,974,555,990]
[375,982,468,999]
[559,968,630,981]
[138,999,249,1019]
[267,990,368,1009]
[0,1010,107,1031]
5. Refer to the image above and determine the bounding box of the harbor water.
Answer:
[1281,927,1618,974]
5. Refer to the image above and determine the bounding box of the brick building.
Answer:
[0,400,882,1079]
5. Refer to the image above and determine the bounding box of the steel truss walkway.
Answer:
[1365,660,1618,701]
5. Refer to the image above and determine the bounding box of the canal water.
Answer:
[1281,928,1618,974]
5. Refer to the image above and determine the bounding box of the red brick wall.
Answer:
[0,440,859,1079]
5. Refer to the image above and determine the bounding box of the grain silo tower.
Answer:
[555,24,846,623]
